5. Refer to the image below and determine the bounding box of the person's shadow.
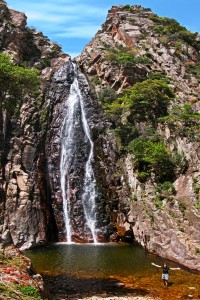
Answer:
[168,281,175,287]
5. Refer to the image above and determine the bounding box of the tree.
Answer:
[104,78,174,126]
[0,53,40,114]
[122,79,174,124]
[126,135,175,182]
[0,53,40,135]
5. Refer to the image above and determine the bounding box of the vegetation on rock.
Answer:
[0,52,40,116]
[106,46,152,67]
[158,104,200,141]
[99,76,186,183]
[126,133,177,182]
[0,247,43,300]
[149,14,200,51]
[103,78,174,126]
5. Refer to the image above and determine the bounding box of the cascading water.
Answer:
[60,62,97,244]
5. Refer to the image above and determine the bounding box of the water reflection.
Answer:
[25,243,178,278]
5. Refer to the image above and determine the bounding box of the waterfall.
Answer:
[60,62,97,243]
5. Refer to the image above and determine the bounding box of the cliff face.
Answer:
[0,2,69,249]
[0,2,200,270]
[79,5,200,270]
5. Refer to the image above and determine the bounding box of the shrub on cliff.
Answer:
[158,103,200,141]
[123,5,133,12]
[149,15,186,34]
[0,52,40,116]
[126,134,176,182]
[19,285,42,299]
[149,14,200,51]
[106,46,152,67]
[104,78,174,126]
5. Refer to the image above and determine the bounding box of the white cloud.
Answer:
[7,0,109,54]
[13,2,107,24]
[26,11,77,23]
[15,1,107,39]
[55,25,101,38]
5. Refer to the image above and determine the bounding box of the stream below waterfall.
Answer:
[25,243,200,300]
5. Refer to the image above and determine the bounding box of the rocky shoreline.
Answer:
[0,245,46,299]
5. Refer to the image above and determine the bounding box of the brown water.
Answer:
[25,243,200,299]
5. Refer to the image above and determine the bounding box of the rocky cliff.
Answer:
[0,2,200,271]
[79,5,200,270]
[0,1,69,249]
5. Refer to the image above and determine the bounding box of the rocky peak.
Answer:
[9,8,27,28]
[0,1,69,73]
[80,4,200,109]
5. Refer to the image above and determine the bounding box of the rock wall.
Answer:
[0,2,69,249]
[0,1,119,247]
[79,5,200,270]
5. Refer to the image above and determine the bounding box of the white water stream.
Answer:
[60,63,97,244]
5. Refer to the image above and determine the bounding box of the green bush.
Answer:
[128,18,137,24]
[149,14,200,50]
[0,52,40,116]
[126,135,175,182]
[178,200,187,214]
[195,202,200,211]
[186,62,200,79]
[158,104,200,141]
[195,248,200,254]
[155,181,176,194]
[171,152,188,175]
[19,285,41,299]
[147,72,171,83]
[98,87,117,105]
[105,78,174,125]
[145,52,153,58]
[149,14,186,34]
[106,47,152,67]
[179,227,185,232]
[178,31,200,50]
[115,123,139,146]
[0,285,6,292]
[123,5,133,12]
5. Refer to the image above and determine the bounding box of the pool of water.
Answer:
[25,242,178,278]
[25,243,200,299]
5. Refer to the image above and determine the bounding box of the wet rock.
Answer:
[113,282,125,287]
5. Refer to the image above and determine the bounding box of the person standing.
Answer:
[151,262,180,287]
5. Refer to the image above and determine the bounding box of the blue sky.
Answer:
[7,0,200,57]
